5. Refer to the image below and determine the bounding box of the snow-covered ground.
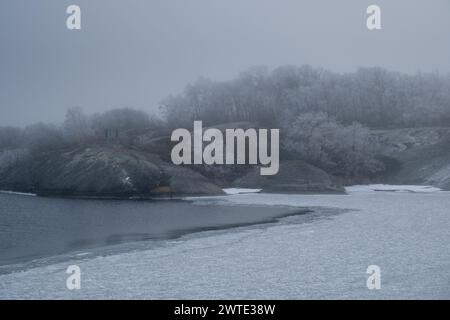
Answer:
[1,188,449,299]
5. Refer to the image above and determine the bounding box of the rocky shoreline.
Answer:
[0,142,344,198]
[1,126,450,198]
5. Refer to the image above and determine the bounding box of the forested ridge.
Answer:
[1,65,450,184]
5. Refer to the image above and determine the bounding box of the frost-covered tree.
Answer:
[282,112,383,177]
[92,108,152,132]
[22,123,65,151]
[160,65,450,129]
[63,107,93,143]
[0,127,23,151]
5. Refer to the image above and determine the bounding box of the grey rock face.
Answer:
[160,164,225,196]
[374,127,450,190]
[233,160,344,193]
[0,144,225,197]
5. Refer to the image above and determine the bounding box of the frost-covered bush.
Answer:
[283,112,384,177]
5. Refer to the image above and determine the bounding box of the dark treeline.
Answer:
[1,65,449,178]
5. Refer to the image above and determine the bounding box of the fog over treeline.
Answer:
[1,65,450,177]
[2,1,450,127]
[163,65,450,128]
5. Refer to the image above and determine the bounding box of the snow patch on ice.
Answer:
[0,190,36,197]
[223,188,262,195]
[345,184,441,193]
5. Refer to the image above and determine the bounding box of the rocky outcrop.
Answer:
[380,140,450,190]
[0,143,344,197]
[0,144,224,198]
[373,127,450,155]
[132,121,259,162]
[232,160,344,193]
[159,164,224,196]
[0,120,360,197]
[374,127,450,190]
[0,149,35,193]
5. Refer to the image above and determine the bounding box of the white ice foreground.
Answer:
[345,184,442,193]
[1,189,450,299]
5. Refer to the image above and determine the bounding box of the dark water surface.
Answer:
[0,193,302,267]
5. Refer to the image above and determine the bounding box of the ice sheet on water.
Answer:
[1,191,450,299]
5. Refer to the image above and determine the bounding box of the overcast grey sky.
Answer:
[1,0,449,126]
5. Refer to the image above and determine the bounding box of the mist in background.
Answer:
[1,0,449,126]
